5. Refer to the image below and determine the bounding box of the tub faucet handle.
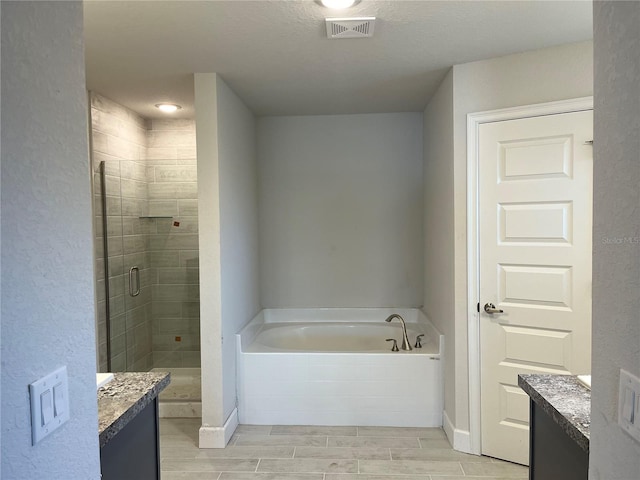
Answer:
[415,334,425,348]
[386,338,399,352]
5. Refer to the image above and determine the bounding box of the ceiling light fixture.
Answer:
[155,103,182,113]
[321,0,356,10]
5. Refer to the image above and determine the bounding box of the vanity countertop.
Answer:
[518,374,590,453]
[98,372,170,447]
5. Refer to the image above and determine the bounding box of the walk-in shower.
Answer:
[91,93,201,414]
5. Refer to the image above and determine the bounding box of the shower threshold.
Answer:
[151,367,201,418]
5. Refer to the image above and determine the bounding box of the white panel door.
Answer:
[479,110,593,465]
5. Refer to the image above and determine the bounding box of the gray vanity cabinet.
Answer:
[100,398,161,480]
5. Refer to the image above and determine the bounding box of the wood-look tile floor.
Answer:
[160,418,529,480]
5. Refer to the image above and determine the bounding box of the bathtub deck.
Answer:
[160,418,530,479]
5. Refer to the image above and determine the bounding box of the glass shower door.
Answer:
[98,158,154,372]
[120,158,154,372]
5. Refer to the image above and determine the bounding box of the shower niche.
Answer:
[91,92,200,373]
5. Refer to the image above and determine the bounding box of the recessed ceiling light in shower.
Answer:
[155,103,182,113]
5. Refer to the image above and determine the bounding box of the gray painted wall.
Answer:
[450,41,594,433]
[217,78,260,421]
[423,69,455,427]
[1,2,100,478]
[258,113,424,308]
[590,2,640,478]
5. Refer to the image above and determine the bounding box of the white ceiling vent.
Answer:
[325,17,375,39]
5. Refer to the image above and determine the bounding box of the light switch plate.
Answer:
[618,368,640,442]
[29,366,70,445]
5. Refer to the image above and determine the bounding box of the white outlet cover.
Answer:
[618,368,640,443]
[29,366,70,445]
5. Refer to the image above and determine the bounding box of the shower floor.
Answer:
[151,367,201,418]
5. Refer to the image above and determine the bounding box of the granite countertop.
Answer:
[98,372,170,447]
[519,374,590,453]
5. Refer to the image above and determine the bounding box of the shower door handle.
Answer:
[129,266,140,297]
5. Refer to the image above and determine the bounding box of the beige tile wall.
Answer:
[92,92,153,372]
[146,119,200,368]
[91,93,200,371]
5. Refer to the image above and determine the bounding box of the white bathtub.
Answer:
[236,308,444,427]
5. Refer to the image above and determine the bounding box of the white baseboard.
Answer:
[443,410,473,454]
[198,408,239,448]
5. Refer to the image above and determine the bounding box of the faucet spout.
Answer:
[384,314,412,351]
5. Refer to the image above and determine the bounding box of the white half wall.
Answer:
[590,2,640,478]
[1,2,100,478]
[195,73,260,447]
[258,113,424,308]
[450,41,594,434]
[195,73,225,437]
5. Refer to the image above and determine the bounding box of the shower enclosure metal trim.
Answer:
[99,161,112,371]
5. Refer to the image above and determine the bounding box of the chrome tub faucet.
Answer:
[384,314,412,351]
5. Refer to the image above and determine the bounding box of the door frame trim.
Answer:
[466,96,593,455]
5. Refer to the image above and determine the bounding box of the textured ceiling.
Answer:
[83,1,592,119]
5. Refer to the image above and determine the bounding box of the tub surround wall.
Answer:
[1,1,101,477]
[258,113,424,308]
[195,73,261,448]
[591,2,640,478]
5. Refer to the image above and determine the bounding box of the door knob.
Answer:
[484,303,504,314]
